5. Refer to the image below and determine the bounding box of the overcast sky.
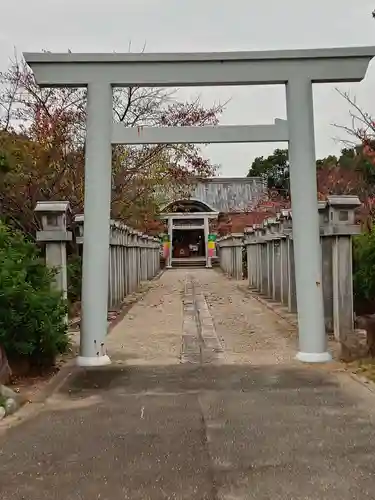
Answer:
[1,0,375,176]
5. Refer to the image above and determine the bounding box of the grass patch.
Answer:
[347,358,375,382]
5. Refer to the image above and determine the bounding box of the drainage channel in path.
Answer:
[181,274,223,364]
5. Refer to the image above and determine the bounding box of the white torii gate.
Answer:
[24,47,375,367]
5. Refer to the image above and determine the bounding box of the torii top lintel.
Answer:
[23,46,375,87]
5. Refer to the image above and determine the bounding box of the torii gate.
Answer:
[24,47,375,367]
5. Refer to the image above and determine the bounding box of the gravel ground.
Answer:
[105,270,186,365]
[106,268,296,367]
[196,269,297,365]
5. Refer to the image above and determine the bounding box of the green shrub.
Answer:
[67,254,82,305]
[0,222,68,366]
[353,228,375,310]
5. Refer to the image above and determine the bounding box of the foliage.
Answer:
[0,55,223,235]
[353,228,375,307]
[316,157,364,199]
[0,221,68,365]
[248,143,375,206]
[67,254,82,305]
[315,155,338,168]
[247,148,290,198]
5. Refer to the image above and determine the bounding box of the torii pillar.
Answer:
[286,79,329,362]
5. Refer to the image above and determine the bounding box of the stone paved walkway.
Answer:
[1,269,375,499]
[106,269,296,366]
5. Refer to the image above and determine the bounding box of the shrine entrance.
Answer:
[161,199,218,268]
[172,229,205,258]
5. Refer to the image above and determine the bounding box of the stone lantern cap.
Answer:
[262,217,280,240]
[35,200,71,214]
[327,195,361,209]
[281,209,292,218]
[261,220,271,239]
[318,200,327,210]
[253,224,264,235]
[139,234,149,245]
[268,217,279,231]
[244,226,257,245]
[317,200,328,226]
[74,214,84,224]
[73,214,84,244]
[279,209,292,234]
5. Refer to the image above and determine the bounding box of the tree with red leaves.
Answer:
[334,90,375,173]
[0,54,223,236]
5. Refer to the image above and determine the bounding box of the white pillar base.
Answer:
[77,354,111,367]
[296,351,332,363]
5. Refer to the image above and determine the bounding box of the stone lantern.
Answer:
[35,201,72,301]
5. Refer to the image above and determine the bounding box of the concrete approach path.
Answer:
[2,269,375,499]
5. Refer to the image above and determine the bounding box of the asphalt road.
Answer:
[1,363,375,499]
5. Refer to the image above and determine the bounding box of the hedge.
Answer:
[353,228,375,315]
[0,221,68,368]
